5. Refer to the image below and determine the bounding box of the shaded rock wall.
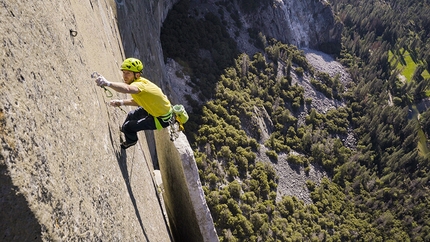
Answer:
[156,130,219,242]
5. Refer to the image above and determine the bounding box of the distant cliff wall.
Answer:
[245,0,342,53]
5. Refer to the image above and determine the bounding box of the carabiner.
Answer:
[92,71,113,98]
[102,86,113,98]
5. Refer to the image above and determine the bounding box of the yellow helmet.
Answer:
[121,58,144,73]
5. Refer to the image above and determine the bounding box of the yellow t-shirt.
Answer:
[130,77,171,117]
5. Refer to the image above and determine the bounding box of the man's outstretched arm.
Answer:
[110,99,139,107]
[95,75,140,94]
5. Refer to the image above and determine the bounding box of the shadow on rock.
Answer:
[0,164,43,241]
[115,144,150,241]
[107,121,150,240]
[287,162,302,174]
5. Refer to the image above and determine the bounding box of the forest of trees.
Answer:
[161,0,430,241]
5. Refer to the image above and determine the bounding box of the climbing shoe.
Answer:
[120,141,137,150]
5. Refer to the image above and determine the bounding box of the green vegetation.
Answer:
[389,49,430,82]
[161,0,430,240]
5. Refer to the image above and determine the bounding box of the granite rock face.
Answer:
[246,0,342,53]
[0,0,172,241]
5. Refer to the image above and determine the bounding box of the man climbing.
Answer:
[95,58,172,149]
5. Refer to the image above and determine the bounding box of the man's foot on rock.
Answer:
[120,141,137,150]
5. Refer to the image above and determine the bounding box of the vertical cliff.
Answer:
[186,0,342,55]
[253,0,342,52]
[1,0,219,240]
[0,0,173,240]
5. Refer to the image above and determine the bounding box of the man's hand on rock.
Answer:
[109,100,124,107]
[95,75,111,87]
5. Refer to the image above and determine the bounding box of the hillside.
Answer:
[161,0,430,241]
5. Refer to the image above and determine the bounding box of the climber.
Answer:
[94,57,173,149]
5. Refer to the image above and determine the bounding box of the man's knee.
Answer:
[121,121,131,133]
